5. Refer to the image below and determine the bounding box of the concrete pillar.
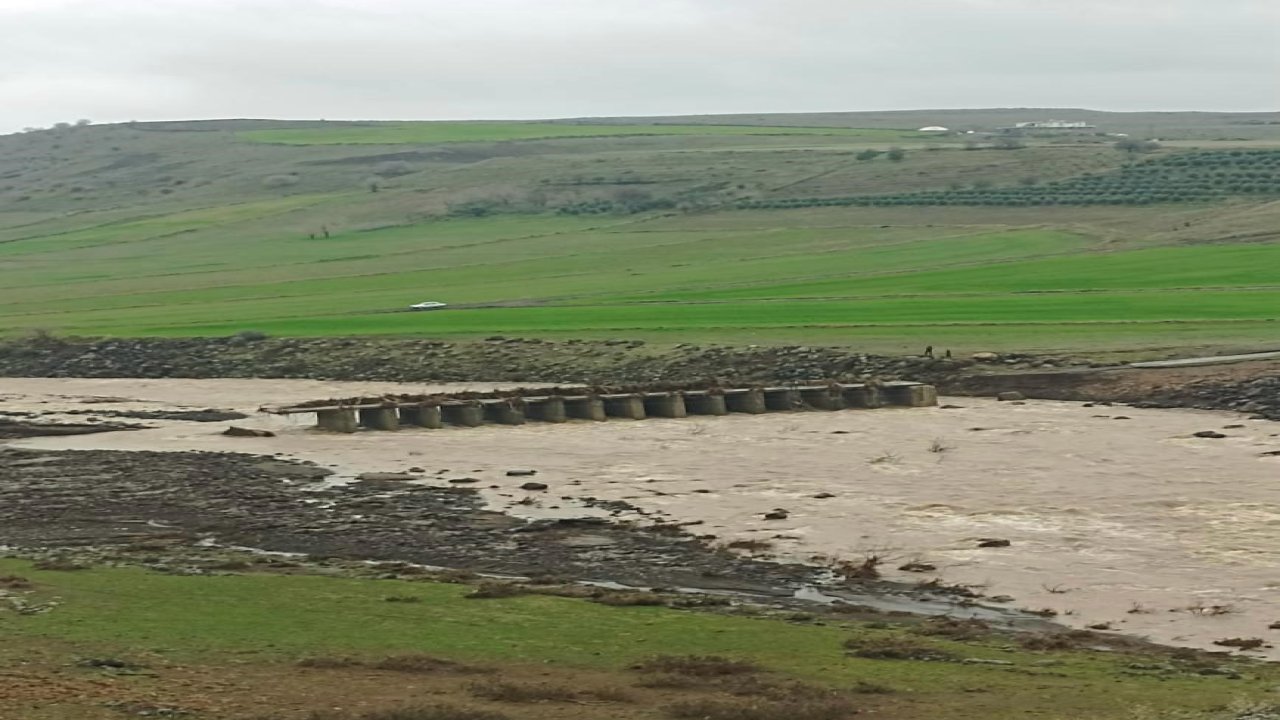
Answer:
[643,392,687,418]
[799,386,844,411]
[441,402,484,427]
[564,396,606,421]
[723,388,766,414]
[683,392,727,416]
[483,400,526,425]
[400,405,443,429]
[358,407,400,431]
[316,408,357,433]
[602,394,646,419]
[763,388,801,411]
[842,384,883,409]
[883,383,939,407]
[525,397,568,423]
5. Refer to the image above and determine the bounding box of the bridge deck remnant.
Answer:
[264,382,937,433]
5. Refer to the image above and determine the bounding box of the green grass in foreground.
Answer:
[238,122,915,145]
[0,559,1269,719]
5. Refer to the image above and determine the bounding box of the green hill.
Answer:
[2,110,1279,355]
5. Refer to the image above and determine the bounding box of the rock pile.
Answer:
[1134,375,1280,420]
[0,335,968,386]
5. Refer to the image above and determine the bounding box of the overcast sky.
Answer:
[1,0,1276,133]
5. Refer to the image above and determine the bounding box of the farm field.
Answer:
[2,112,1280,355]
[240,121,917,145]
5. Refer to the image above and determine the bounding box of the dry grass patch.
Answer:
[465,582,526,599]
[912,616,991,641]
[664,696,857,720]
[631,655,763,677]
[373,654,488,674]
[0,575,33,589]
[843,635,957,661]
[305,705,511,720]
[591,591,668,607]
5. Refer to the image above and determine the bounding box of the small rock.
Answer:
[222,426,275,437]
[812,492,836,499]
[939,404,965,409]
[1223,424,1245,429]
[448,477,480,484]
[506,469,538,477]
[763,510,790,521]
[898,561,937,573]
[1087,622,1113,631]
[408,467,425,473]
[972,352,1000,362]
[1268,621,1280,630]
[977,538,1011,548]
[519,482,548,491]
[996,391,1026,402]
[1112,416,1131,420]
[1193,431,1227,439]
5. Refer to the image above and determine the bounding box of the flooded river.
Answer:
[4,377,1279,657]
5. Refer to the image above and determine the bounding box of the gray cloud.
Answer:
[1,0,1276,132]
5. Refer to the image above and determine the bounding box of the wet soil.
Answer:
[0,446,824,592]
[0,419,142,439]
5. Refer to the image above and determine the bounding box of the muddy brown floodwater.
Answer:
[4,377,1280,657]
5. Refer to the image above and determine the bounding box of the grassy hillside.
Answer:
[2,112,1279,355]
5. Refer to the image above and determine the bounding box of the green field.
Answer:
[240,122,915,145]
[2,558,1271,719]
[3,114,1280,355]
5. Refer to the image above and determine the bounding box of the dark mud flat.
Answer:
[58,408,249,422]
[0,419,143,439]
[0,447,836,592]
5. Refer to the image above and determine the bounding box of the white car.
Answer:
[409,301,448,311]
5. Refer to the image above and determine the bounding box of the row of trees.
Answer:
[740,148,1280,209]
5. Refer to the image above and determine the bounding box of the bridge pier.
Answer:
[602,394,646,419]
[400,405,443,429]
[525,397,568,423]
[358,407,399,431]
[643,392,687,418]
[563,396,606,421]
[441,401,484,427]
[683,391,727,416]
[723,388,766,414]
[316,408,358,433]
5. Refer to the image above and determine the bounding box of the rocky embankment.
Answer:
[4,335,1275,418]
[1134,375,1280,420]
[0,335,990,385]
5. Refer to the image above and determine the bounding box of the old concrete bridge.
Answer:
[264,382,938,433]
